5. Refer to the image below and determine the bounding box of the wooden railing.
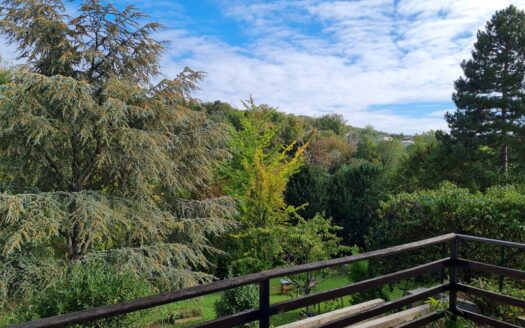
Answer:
[9,233,525,328]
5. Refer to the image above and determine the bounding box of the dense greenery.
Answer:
[14,262,153,327]
[0,1,525,326]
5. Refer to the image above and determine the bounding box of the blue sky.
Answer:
[2,0,525,134]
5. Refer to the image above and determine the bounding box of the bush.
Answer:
[14,262,153,327]
[369,183,525,274]
[470,277,525,324]
[214,284,258,318]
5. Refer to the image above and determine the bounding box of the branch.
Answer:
[42,152,67,186]
[81,138,102,186]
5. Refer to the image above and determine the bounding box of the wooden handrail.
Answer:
[9,233,525,328]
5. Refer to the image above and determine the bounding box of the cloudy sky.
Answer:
[2,0,525,134]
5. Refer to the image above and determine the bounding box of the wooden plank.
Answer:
[456,234,525,251]
[395,311,445,328]
[193,309,260,328]
[316,284,450,328]
[270,259,450,314]
[9,234,455,328]
[459,309,522,328]
[457,259,525,281]
[456,284,525,309]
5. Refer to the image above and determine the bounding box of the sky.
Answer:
[2,0,525,134]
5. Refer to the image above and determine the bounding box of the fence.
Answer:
[10,233,525,328]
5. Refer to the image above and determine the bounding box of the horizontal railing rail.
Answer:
[9,233,525,328]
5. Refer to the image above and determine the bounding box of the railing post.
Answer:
[498,245,505,292]
[449,236,458,318]
[259,279,270,328]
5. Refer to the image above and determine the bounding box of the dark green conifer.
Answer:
[448,5,525,179]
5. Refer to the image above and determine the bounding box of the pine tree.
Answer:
[0,0,235,304]
[447,5,525,180]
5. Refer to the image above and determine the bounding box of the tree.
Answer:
[314,114,347,135]
[328,162,385,248]
[447,5,525,181]
[285,164,330,220]
[221,100,307,229]
[394,131,501,192]
[307,134,356,172]
[0,0,235,306]
[281,215,348,301]
[219,100,308,274]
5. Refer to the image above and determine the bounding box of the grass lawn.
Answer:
[140,273,435,327]
[1,274,439,327]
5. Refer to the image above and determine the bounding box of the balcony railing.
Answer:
[9,233,525,328]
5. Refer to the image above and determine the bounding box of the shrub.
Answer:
[14,262,153,327]
[369,183,525,274]
[214,284,258,318]
[469,277,525,324]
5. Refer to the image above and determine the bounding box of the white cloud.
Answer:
[2,0,525,134]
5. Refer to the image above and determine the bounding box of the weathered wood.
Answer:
[9,234,455,328]
[15,233,525,328]
[317,284,450,328]
[459,309,522,328]
[456,234,525,250]
[457,284,525,309]
[396,311,445,328]
[457,259,525,281]
[193,309,260,328]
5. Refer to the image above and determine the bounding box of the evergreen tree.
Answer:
[0,0,234,304]
[328,162,385,248]
[447,5,525,180]
[285,164,329,219]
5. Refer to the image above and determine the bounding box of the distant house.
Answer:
[400,139,415,146]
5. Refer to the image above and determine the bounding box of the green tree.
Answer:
[314,114,347,135]
[285,164,330,220]
[447,5,525,181]
[328,162,386,248]
[281,215,348,300]
[0,0,234,306]
[219,101,307,274]
[394,131,500,192]
[376,139,406,181]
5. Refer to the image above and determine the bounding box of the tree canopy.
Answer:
[0,0,235,306]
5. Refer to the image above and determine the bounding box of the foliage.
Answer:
[447,5,525,180]
[375,139,406,179]
[0,0,235,308]
[313,114,347,135]
[328,162,386,248]
[214,284,258,319]
[307,135,356,172]
[469,277,525,324]
[13,262,152,327]
[285,164,330,220]
[425,297,476,328]
[218,100,310,274]
[394,131,501,191]
[370,183,525,272]
[222,100,307,228]
[282,215,348,314]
